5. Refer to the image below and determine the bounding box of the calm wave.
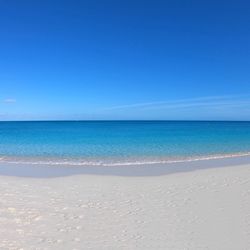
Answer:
[1,121,250,166]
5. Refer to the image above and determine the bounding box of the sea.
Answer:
[0,121,250,166]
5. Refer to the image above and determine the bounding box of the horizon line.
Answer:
[1,119,250,122]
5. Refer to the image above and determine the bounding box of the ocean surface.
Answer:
[1,121,250,166]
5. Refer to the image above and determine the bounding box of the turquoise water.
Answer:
[1,121,250,165]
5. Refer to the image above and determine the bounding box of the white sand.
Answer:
[0,164,250,250]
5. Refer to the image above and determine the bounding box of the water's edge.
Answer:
[1,151,250,167]
[0,154,250,178]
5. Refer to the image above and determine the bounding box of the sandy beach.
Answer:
[0,160,250,250]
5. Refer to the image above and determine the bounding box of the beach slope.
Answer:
[0,164,250,250]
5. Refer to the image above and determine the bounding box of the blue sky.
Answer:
[0,0,249,120]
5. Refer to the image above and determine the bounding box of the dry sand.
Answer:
[0,163,250,250]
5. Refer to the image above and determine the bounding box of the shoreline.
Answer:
[1,151,250,167]
[1,154,250,178]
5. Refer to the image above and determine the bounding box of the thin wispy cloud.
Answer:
[3,98,16,104]
[142,100,250,111]
[102,95,250,112]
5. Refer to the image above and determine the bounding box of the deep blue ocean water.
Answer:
[1,121,250,166]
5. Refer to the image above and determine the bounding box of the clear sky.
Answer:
[0,0,249,120]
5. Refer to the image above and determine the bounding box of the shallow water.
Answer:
[1,121,250,165]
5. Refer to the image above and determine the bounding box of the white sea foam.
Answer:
[1,152,250,167]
